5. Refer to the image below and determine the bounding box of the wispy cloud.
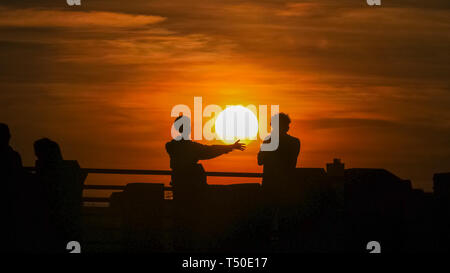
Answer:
[0,8,165,28]
[275,2,323,17]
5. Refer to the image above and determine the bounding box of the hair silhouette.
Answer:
[34,138,63,165]
[271,113,291,135]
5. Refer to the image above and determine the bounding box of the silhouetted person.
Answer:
[166,116,245,251]
[0,124,22,176]
[166,115,246,202]
[258,113,300,190]
[257,113,300,238]
[0,123,22,251]
[34,138,86,252]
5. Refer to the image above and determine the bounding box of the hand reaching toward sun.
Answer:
[232,139,246,151]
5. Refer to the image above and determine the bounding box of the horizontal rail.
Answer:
[84,185,126,190]
[24,167,262,198]
[84,184,173,191]
[86,169,172,175]
[83,197,111,203]
[85,168,262,178]
[24,167,263,178]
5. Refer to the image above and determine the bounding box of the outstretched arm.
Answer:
[196,140,246,160]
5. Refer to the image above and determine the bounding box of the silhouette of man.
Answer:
[0,123,22,251]
[258,113,300,190]
[166,115,246,201]
[257,113,300,239]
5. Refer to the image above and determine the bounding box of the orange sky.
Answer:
[0,1,449,191]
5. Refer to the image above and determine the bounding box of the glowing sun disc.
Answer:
[215,106,258,143]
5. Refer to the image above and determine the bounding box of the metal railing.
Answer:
[24,167,263,204]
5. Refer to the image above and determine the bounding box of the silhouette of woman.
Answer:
[34,138,86,252]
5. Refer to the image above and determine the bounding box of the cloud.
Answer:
[275,2,324,17]
[0,8,165,28]
[299,118,399,130]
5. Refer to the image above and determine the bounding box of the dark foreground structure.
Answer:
[73,160,450,253]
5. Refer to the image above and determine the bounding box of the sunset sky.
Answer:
[0,0,449,191]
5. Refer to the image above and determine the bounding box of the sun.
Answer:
[215,106,259,144]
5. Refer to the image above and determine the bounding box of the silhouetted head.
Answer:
[271,113,291,134]
[173,115,191,140]
[0,123,11,147]
[34,138,63,164]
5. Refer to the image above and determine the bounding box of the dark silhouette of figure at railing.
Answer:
[166,115,246,202]
[0,123,23,252]
[34,138,87,252]
[166,115,245,251]
[257,113,300,239]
